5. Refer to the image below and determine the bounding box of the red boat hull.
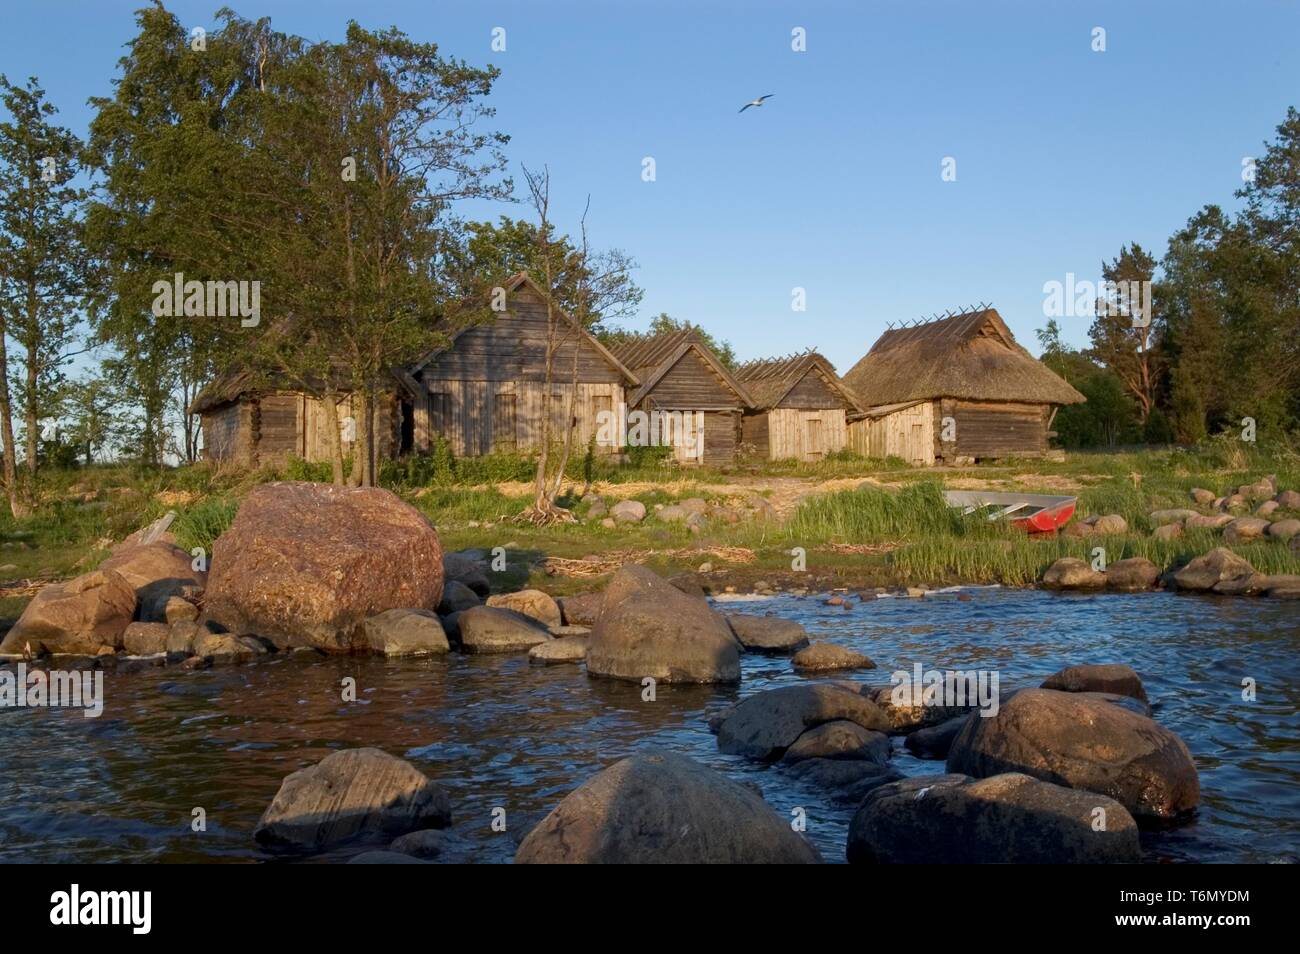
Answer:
[1012,500,1076,534]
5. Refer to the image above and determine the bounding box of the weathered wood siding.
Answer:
[741,412,770,458]
[764,408,847,461]
[200,402,245,463]
[949,400,1048,460]
[777,369,844,409]
[415,284,627,457]
[848,402,936,466]
[419,380,625,457]
[641,349,740,411]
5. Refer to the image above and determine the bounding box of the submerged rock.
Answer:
[528,635,588,664]
[205,483,444,652]
[515,751,821,864]
[847,773,1141,864]
[787,757,901,804]
[726,614,809,653]
[255,748,451,849]
[716,684,891,761]
[0,569,137,656]
[791,642,875,672]
[946,688,1199,822]
[587,566,738,684]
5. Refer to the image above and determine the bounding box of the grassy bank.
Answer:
[2,437,1298,617]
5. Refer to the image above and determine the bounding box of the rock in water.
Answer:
[904,715,971,760]
[1041,558,1105,589]
[205,482,443,652]
[0,569,137,656]
[726,614,810,653]
[847,773,1140,864]
[587,566,739,684]
[791,642,875,671]
[515,751,821,864]
[122,621,170,655]
[457,606,551,654]
[1040,663,1148,704]
[1170,547,1256,592]
[255,748,450,849]
[946,688,1199,822]
[1105,558,1160,592]
[528,635,588,664]
[100,540,206,622]
[717,684,892,761]
[485,589,562,628]
[362,609,449,657]
[782,721,890,764]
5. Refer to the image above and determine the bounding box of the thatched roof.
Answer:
[734,351,862,411]
[842,307,1085,407]
[608,327,752,407]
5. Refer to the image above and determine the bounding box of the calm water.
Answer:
[1,588,1296,863]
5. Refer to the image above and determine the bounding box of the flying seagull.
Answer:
[739,94,774,113]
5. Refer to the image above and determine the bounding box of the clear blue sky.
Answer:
[3,0,1297,370]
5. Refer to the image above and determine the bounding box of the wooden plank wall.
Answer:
[766,407,846,461]
[200,403,243,463]
[847,402,936,465]
[641,348,742,411]
[952,400,1048,459]
[741,412,770,458]
[418,379,625,457]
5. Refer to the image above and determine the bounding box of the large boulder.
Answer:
[587,566,739,684]
[791,642,875,671]
[1040,663,1148,704]
[485,589,561,628]
[717,684,892,761]
[362,609,449,657]
[515,752,821,864]
[905,715,971,760]
[255,748,450,849]
[946,688,1199,822]
[0,569,137,656]
[457,606,551,654]
[846,773,1141,864]
[205,483,444,652]
[1169,547,1256,592]
[1105,558,1160,592]
[1041,558,1105,590]
[100,540,206,622]
[726,614,809,653]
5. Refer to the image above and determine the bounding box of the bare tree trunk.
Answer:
[23,337,37,477]
[0,328,27,517]
[326,392,345,485]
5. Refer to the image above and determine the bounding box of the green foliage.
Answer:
[282,457,334,483]
[172,497,238,553]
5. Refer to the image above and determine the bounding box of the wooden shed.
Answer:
[842,306,1086,465]
[734,352,861,461]
[608,328,752,465]
[408,272,638,457]
[192,369,418,468]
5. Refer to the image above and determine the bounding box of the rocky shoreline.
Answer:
[0,480,1269,862]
